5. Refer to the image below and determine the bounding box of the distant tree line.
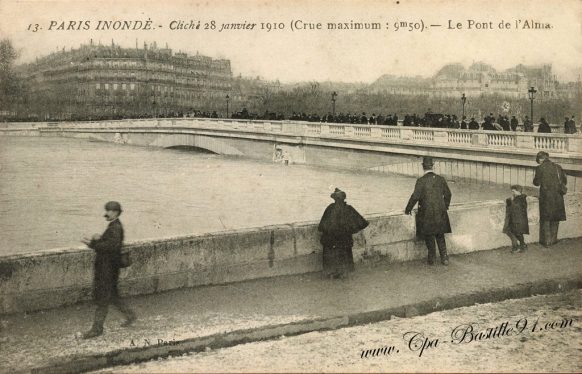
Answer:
[241,83,581,124]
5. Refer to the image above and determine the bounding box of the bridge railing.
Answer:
[6,117,582,155]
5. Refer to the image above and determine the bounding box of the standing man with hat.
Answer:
[81,201,136,338]
[533,152,567,247]
[318,188,369,279]
[405,157,453,265]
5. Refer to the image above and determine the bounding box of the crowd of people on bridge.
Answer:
[8,106,578,134]
[235,109,578,134]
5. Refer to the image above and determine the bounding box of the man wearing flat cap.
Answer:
[318,188,369,279]
[81,201,136,338]
[405,157,452,265]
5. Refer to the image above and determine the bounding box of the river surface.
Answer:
[0,136,508,256]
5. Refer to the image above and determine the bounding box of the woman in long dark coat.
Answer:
[533,151,567,246]
[318,188,369,279]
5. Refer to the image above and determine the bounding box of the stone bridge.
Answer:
[2,118,582,191]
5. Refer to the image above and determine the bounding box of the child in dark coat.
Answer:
[503,185,529,253]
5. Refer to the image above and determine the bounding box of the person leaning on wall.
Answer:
[533,151,567,247]
[405,157,452,266]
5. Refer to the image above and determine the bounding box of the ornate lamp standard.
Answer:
[528,86,537,126]
[461,93,466,119]
[226,94,230,119]
[331,91,337,117]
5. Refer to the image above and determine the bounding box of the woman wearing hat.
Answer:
[318,188,369,279]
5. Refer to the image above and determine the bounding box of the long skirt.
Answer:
[322,244,355,277]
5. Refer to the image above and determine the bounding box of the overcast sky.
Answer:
[1,0,581,83]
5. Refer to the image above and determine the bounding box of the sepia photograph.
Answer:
[0,0,581,372]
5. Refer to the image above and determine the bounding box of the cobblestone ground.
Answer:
[99,290,582,373]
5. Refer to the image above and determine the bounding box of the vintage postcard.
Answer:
[0,0,581,372]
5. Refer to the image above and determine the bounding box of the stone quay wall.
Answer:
[1,197,580,315]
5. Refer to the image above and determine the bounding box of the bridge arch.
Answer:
[148,133,245,156]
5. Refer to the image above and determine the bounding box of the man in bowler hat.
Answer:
[81,201,136,338]
[405,157,452,265]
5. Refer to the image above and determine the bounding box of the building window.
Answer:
[113,83,118,90]
[105,83,109,90]
[96,83,100,89]
[122,83,127,90]
[130,83,135,90]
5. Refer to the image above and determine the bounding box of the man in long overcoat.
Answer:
[81,201,136,338]
[533,152,567,247]
[405,157,452,265]
[318,188,369,279]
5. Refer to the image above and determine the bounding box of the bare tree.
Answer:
[0,39,21,111]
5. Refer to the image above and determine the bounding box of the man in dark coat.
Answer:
[318,188,369,279]
[405,157,452,265]
[523,116,534,132]
[468,117,479,130]
[503,185,529,253]
[533,152,567,247]
[510,116,519,131]
[460,116,468,130]
[81,201,136,338]
[482,115,496,131]
[565,116,577,134]
[537,117,551,133]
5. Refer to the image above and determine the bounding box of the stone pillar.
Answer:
[370,127,382,138]
[567,136,582,153]
[516,133,535,149]
[282,122,301,135]
[434,131,448,144]
[472,133,487,146]
[401,128,414,140]
[321,124,330,135]
[345,126,355,137]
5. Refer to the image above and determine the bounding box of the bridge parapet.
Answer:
[14,117,581,155]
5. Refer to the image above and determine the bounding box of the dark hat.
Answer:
[330,188,347,200]
[535,151,549,163]
[422,157,434,168]
[104,201,122,212]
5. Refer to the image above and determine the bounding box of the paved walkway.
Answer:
[1,238,581,373]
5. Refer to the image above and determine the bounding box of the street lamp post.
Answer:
[331,91,337,118]
[226,94,230,119]
[528,86,537,128]
[461,93,466,119]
